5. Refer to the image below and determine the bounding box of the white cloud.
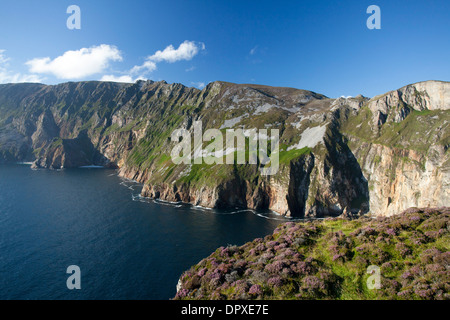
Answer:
[15,41,205,84]
[247,45,265,64]
[129,60,157,75]
[0,50,43,84]
[100,74,148,83]
[0,50,9,64]
[191,81,205,89]
[149,40,205,63]
[128,40,205,78]
[100,75,133,83]
[1,73,43,83]
[26,44,122,79]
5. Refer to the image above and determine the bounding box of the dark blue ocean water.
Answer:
[0,164,285,300]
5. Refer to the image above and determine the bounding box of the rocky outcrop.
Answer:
[369,81,449,114]
[0,80,448,218]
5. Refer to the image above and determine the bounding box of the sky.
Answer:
[0,0,449,98]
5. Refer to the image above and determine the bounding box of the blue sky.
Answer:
[0,0,448,98]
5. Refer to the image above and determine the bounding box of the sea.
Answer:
[0,164,288,300]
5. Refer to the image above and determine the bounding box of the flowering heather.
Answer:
[386,228,397,236]
[174,207,449,300]
[264,261,285,273]
[395,242,412,258]
[267,276,283,288]
[197,268,207,277]
[249,284,263,295]
[267,241,279,248]
[332,254,345,262]
[274,243,288,251]
[175,288,190,299]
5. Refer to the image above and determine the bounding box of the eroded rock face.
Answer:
[351,142,449,217]
[0,80,448,217]
[400,81,449,111]
[368,81,450,126]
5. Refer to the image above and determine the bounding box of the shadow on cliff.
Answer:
[285,120,370,218]
[34,130,116,169]
[321,121,370,217]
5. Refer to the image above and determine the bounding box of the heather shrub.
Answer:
[379,279,401,298]
[381,260,402,276]
[296,273,335,299]
[234,259,247,270]
[264,260,286,274]
[395,242,412,258]
[355,243,390,265]
[248,284,263,297]
[433,251,450,266]
[267,276,284,288]
[274,243,288,251]
[409,231,428,245]
[385,228,397,237]
[233,280,250,296]
[419,247,442,264]
[291,259,317,276]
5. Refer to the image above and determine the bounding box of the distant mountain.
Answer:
[0,80,448,217]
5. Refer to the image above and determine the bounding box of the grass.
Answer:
[343,106,449,157]
[278,146,311,165]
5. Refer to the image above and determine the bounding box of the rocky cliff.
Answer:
[0,80,448,217]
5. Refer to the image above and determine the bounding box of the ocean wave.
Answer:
[154,199,182,205]
[253,211,294,221]
[130,192,316,222]
[191,205,214,212]
[120,177,139,183]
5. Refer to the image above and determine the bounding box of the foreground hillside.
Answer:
[174,207,449,300]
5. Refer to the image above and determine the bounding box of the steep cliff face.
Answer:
[353,142,448,217]
[340,81,449,216]
[0,80,448,217]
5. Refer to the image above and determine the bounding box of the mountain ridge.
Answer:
[0,79,448,217]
